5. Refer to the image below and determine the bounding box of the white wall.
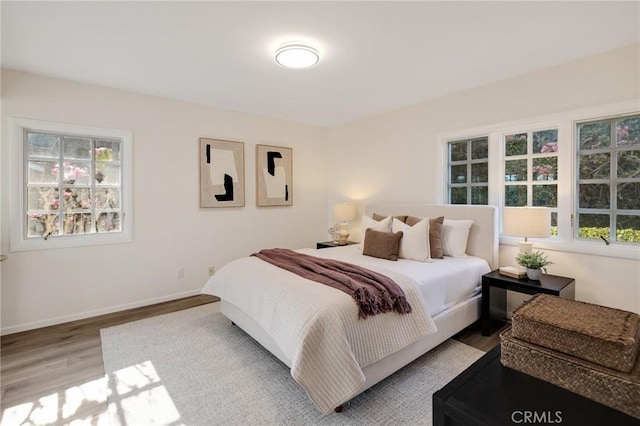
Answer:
[2,44,639,334]
[1,70,329,333]
[328,44,640,313]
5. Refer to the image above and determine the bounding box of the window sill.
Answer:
[499,236,640,261]
[10,232,132,252]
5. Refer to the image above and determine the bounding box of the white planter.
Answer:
[526,268,542,280]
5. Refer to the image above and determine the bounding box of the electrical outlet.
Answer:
[176,267,184,278]
[208,266,216,276]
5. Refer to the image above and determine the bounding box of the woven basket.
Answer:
[501,328,640,419]
[511,294,640,373]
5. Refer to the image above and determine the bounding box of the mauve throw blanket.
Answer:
[251,248,411,318]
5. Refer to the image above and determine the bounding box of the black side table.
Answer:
[316,241,357,249]
[433,345,637,426]
[481,270,575,336]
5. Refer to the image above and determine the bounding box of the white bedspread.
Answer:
[313,246,491,316]
[202,249,437,414]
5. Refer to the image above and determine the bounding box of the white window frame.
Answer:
[10,117,133,251]
[446,136,490,205]
[576,114,640,244]
[501,125,561,236]
[436,99,640,261]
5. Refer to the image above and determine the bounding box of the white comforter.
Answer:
[202,248,437,414]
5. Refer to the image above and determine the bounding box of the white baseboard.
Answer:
[0,289,203,336]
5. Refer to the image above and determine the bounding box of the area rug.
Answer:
[101,303,484,426]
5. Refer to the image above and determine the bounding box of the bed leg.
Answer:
[334,405,343,413]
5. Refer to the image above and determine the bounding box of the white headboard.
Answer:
[365,203,499,270]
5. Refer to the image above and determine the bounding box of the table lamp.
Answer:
[502,207,550,253]
[333,202,357,245]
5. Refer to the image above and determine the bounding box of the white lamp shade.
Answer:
[333,202,357,222]
[503,207,550,238]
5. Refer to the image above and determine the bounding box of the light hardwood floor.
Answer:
[1,296,505,425]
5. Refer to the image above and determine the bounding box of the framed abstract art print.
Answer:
[255,144,292,207]
[200,138,245,208]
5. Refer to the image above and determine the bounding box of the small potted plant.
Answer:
[515,251,553,280]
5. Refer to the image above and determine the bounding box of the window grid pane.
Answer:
[471,138,488,159]
[617,215,640,243]
[471,162,488,183]
[532,184,557,207]
[616,116,640,147]
[579,152,610,179]
[505,185,527,206]
[505,159,527,181]
[505,133,528,156]
[27,132,59,158]
[578,214,610,240]
[533,157,557,181]
[533,129,558,153]
[471,186,488,205]
[450,187,468,204]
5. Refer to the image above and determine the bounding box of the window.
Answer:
[503,128,559,235]
[438,100,640,258]
[10,118,132,251]
[447,137,489,205]
[576,115,640,243]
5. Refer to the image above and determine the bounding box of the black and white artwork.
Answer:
[200,138,245,208]
[256,144,292,206]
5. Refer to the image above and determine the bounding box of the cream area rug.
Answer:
[101,303,484,426]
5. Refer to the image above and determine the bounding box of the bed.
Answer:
[202,203,498,414]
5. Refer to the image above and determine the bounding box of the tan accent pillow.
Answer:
[362,228,403,261]
[406,215,445,259]
[373,213,408,223]
[404,216,422,226]
[428,216,445,259]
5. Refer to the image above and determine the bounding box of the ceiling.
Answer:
[2,1,639,127]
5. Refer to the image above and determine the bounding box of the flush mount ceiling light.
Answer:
[274,42,320,69]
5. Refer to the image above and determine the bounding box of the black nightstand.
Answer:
[481,270,575,336]
[316,241,357,249]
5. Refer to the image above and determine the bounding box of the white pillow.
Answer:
[358,215,392,249]
[442,219,473,257]
[392,218,430,262]
[361,215,392,235]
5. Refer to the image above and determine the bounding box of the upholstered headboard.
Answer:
[365,203,499,270]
